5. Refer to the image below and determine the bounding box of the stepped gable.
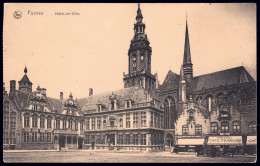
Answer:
[188,66,255,91]
[160,70,180,92]
[79,86,150,112]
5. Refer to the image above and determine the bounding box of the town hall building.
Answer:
[3,4,256,153]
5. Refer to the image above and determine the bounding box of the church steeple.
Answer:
[183,17,193,82]
[123,3,156,92]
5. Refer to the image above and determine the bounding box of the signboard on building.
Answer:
[177,138,205,145]
[207,136,242,145]
[246,136,257,145]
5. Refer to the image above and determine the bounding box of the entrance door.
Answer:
[78,138,83,149]
[59,135,66,148]
[165,133,174,150]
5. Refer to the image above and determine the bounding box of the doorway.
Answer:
[59,135,66,148]
[165,133,174,148]
[78,138,83,149]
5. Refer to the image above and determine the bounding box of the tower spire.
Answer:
[24,66,27,74]
[136,3,143,23]
[182,17,193,82]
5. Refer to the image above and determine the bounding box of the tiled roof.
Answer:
[19,74,32,83]
[13,90,31,109]
[78,86,149,112]
[159,70,180,92]
[46,97,62,113]
[189,66,255,91]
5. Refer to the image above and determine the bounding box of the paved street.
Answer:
[3,150,256,163]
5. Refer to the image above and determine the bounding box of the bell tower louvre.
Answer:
[123,4,156,92]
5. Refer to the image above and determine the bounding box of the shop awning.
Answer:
[176,138,205,145]
[207,136,242,146]
[246,136,257,145]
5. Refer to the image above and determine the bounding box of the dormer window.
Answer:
[125,100,132,109]
[97,104,102,112]
[111,101,115,110]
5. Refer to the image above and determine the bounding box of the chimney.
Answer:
[89,88,93,96]
[60,92,63,101]
[10,80,16,92]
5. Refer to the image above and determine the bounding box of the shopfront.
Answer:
[175,138,205,153]
[246,136,257,155]
[207,136,243,154]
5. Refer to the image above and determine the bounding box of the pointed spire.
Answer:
[69,92,73,99]
[183,18,191,64]
[24,66,27,74]
[136,3,143,22]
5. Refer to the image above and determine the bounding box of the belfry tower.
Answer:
[123,4,156,92]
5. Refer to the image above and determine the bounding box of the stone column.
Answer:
[22,113,24,128]
[65,135,67,148]
[146,133,152,152]
[146,111,150,127]
[76,136,78,148]
[52,119,55,130]
[90,118,92,130]
[115,132,117,145]
[37,117,40,128]
[130,113,133,128]
[123,114,126,128]
[60,120,63,129]
[30,116,33,128]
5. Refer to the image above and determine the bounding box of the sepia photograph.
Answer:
[3,3,257,163]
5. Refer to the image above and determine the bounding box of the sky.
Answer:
[3,3,256,99]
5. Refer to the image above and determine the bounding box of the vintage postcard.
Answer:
[3,3,256,163]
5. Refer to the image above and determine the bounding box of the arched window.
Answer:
[164,96,176,129]
[195,125,202,135]
[40,115,45,128]
[210,122,218,134]
[233,121,240,133]
[249,121,256,133]
[182,125,189,135]
[221,121,229,133]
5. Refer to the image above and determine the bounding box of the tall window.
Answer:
[47,118,52,128]
[164,97,176,129]
[249,121,256,133]
[233,121,240,133]
[24,132,29,142]
[97,118,101,129]
[119,118,123,127]
[75,121,78,130]
[80,121,84,130]
[63,119,67,129]
[140,54,144,70]
[154,113,157,128]
[47,133,51,142]
[33,104,37,111]
[133,113,138,128]
[133,56,137,71]
[195,125,202,135]
[102,119,106,129]
[86,118,90,130]
[207,97,212,112]
[126,134,130,145]
[221,121,229,133]
[111,101,115,110]
[24,115,30,127]
[211,122,218,134]
[160,115,163,129]
[182,125,189,135]
[117,134,123,145]
[10,132,16,144]
[56,119,60,129]
[40,117,45,128]
[68,120,73,129]
[141,112,146,127]
[150,112,154,127]
[40,133,45,142]
[91,118,95,130]
[32,116,38,128]
[188,111,194,121]
[32,132,37,142]
[141,134,146,145]
[96,135,101,144]
[133,134,138,145]
[10,113,16,129]
[126,114,130,128]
